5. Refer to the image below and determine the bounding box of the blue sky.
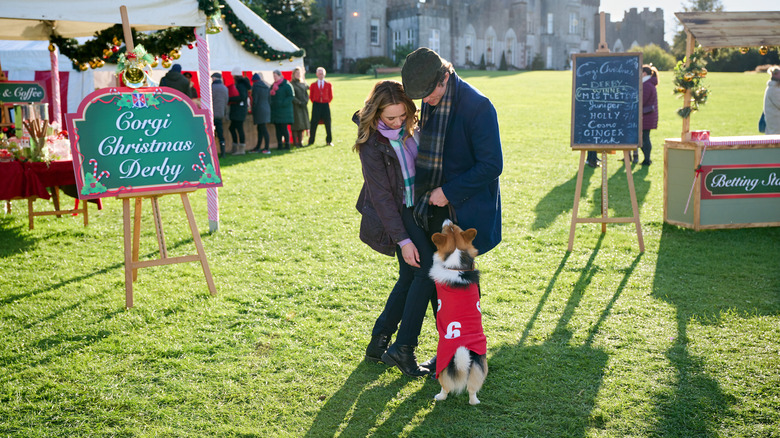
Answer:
[599,0,775,45]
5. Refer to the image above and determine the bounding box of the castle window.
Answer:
[547,13,553,34]
[569,13,578,34]
[370,19,380,46]
[336,19,343,40]
[429,29,440,53]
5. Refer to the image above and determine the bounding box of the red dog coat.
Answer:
[435,281,486,377]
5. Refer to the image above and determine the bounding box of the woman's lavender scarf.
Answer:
[377,121,418,207]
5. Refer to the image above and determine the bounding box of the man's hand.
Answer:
[428,187,449,206]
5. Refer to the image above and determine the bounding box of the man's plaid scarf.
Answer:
[413,73,455,230]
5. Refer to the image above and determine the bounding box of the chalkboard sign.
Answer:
[571,53,642,150]
[66,87,222,200]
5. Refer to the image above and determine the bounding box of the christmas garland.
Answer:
[49,0,303,70]
[220,0,305,61]
[673,47,709,119]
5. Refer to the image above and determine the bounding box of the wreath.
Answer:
[49,0,304,70]
[673,47,709,119]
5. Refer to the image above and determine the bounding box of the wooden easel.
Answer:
[115,6,215,308]
[120,188,216,308]
[568,12,644,252]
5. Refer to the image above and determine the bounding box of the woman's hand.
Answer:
[401,242,420,268]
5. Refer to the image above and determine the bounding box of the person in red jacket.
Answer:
[308,67,334,146]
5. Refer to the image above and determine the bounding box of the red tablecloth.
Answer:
[0,160,76,200]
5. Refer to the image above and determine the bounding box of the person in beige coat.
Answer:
[763,66,780,135]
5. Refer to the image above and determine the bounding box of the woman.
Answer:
[290,67,310,147]
[640,64,659,166]
[228,68,251,155]
[251,73,271,154]
[269,69,294,150]
[354,80,435,378]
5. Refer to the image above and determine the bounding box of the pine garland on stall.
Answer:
[673,47,710,119]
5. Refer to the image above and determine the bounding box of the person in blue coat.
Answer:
[401,47,502,255]
[401,47,503,374]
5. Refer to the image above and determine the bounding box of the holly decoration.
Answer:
[673,47,709,119]
[48,0,303,70]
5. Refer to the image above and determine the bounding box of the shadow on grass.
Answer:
[309,237,643,436]
[0,236,199,307]
[532,166,596,230]
[0,216,43,258]
[588,161,651,218]
[648,224,780,436]
[213,144,325,169]
[302,362,437,437]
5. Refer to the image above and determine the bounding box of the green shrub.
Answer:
[629,43,676,70]
[355,56,395,74]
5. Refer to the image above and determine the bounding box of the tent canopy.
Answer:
[0,0,206,40]
[675,11,780,50]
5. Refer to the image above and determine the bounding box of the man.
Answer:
[160,64,197,99]
[402,47,502,374]
[308,67,333,146]
[211,72,229,157]
[401,47,503,256]
[763,66,780,135]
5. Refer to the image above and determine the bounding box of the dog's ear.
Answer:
[461,228,477,244]
[431,232,447,248]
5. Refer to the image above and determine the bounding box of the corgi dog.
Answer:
[429,219,488,405]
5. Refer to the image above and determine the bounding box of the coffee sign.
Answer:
[700,164,780,199]
[0,81,46,103]
[66,87,222,200]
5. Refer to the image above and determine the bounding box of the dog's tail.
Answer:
[452,346,472,373]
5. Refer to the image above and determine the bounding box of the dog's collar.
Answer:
[443,262,477,272]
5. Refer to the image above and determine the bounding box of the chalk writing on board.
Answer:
[571,54,640,147]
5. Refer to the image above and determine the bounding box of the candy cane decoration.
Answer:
[196,27,219,232]
[96,170,110,182]
[89,158,99,176]
[192,152,207,173]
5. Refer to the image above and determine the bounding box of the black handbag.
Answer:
[759,112,766,133]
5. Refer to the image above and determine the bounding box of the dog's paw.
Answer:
[434,391,448,401]
[468,394,480,405]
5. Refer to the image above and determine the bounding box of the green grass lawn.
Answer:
[1,70,778,437]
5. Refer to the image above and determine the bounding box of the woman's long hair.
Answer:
[353,80,417,153]
[643,64,658,83]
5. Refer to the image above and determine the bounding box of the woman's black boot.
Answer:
[365,334,391,363]
[381,344,428,377]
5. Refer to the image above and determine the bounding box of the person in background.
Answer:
[308,67,334,146]
[290,66,310,147]
[160,64,197,99]
[640,64,659,166]
[250,73,272,154]
[228,68,251,155]
[763,66,780,135]
[211,72,229,157]
[269,69,294,150]
[401,47,503,374]
[586,150,600,168]
[354,80,434,378]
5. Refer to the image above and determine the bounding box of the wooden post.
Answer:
[597,12,610,53]
[682,29,695,141]
[119,6,135,53]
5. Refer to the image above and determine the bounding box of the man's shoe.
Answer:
[365,334,391,363]
[381,344,428,377]
[420,355,436,374]
[586,160,600,168]
[261,149,271,154]
[327,142,334,146]
[641,160,652,166]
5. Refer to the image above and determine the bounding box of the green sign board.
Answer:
[0,81,46,103]
[66,87,222,200]
[701,164,780,199]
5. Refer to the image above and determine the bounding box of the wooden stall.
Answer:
[664,11,780,230]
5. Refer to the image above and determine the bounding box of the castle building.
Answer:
[326,0,664,72]
[603,7,666,52]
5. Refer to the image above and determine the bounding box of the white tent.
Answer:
[0,0,304,109]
